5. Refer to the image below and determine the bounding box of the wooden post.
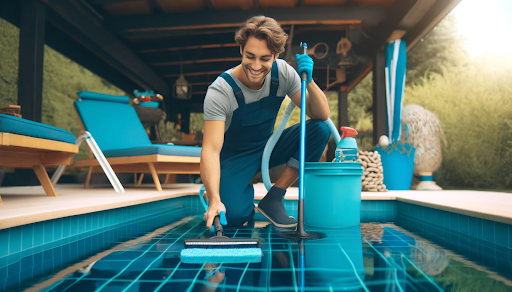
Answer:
[337,90,349,129]
[372,51,388,145]
[15,0,46,186]
[18,0,45,123]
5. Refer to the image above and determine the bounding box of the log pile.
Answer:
[358,150,388,192]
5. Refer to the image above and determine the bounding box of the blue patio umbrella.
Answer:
[385,40,407,143]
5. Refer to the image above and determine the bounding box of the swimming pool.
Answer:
[4,201,512,292]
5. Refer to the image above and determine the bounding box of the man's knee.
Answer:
[225,204,254,227]
[308,119,331,142]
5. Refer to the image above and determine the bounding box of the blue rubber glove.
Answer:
[210,211,228,233]
[296,54,314,84]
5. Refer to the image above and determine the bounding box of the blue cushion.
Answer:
[75,97,152,152]
[102,145,201,158]
[0,114,75,144]
[75,91,202,157]
[77,91,130,104]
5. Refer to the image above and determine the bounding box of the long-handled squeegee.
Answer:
[180,187,263,264]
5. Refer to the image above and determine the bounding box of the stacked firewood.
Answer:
[358,150,388,192]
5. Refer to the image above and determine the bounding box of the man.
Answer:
[201,16,331,230]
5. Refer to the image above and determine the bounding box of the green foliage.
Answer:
[0,18,19,107]
[190,113,204,134]
[0,18,126,160]
[407,14,469,85]
[405,57,512,188]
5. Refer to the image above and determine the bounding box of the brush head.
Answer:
[183,236,259,249]
[180,247,263,264]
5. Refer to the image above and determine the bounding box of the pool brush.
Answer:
[180,212,262,264]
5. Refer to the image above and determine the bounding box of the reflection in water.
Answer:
[42,219,510,292]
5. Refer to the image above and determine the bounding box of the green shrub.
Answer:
[405,57,512,188]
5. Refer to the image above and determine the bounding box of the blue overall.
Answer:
[219,62,331,226]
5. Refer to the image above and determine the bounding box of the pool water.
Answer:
[12,212,512,291]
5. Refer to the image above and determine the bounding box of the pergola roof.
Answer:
[1,0,461,115]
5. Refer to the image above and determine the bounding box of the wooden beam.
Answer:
[132,32,237,52]
[143,46,240,65]
[72,154,200,167]
[151,57,241,67]
[140,43,238,54]
[158,61,240,77]
[106,6,386,35]
[0,133,78,153]
[404,0,463,50]
[370,0,417,51]
[45,0,172,95]
[163,71,225,79]
[346,63,373,92]
[18,0,45,123]
[372,51,387,145]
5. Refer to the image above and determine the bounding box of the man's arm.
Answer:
[200,120,227,230]
[289,81,330,121]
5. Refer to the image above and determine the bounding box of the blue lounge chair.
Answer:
[0,113,79,199]
[52,91,201,192]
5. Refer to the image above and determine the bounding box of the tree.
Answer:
[406,14,469,85]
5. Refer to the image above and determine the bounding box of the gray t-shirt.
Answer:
[204,59,301,132]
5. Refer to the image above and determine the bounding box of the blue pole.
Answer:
[299,42,307,202]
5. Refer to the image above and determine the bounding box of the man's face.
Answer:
[240,36,276,86]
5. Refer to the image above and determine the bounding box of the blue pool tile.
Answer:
[33,222,44,246]
[54,218,63,241]
[86,213,93,232]
[0,229,9,257]
[22,224,34,251]
[494,222,509,248]
[449,213,460,232]
[20,255,33,272]
[63,217,71,238]
[7,260,20,276]
[509,225,512,249]
[0,266,6,280]
[468,216,478,238]
[70,216,79,236]
[9,226,22,254]
[43,221,54,244]
[482,220,495,242]
[78,215,85,234]
[459,215,469,235]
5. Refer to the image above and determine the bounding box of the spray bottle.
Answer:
[335,127,358,162]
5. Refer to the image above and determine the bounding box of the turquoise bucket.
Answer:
[304,162,363,228]
[376,143,416,190]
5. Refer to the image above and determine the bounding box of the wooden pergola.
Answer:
[1,0,461,143]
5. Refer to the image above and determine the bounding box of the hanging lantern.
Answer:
[173,62,192,100]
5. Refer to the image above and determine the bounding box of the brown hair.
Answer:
[235,16,288,56]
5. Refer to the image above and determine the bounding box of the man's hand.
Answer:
[296,54,314,84]
[203,201,227,231]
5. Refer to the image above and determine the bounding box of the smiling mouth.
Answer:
[248,67,264,77]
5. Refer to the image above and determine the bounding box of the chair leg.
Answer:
[148,163,162,192]
[137,173,144,186]
[81,132,125,193]
[33,165,57,197]
[84,166,93,189]
[164,174,176,184]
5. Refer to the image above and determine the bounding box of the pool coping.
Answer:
[0,183,511,229]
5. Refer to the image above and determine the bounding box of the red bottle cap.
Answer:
[340,127,358,140]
